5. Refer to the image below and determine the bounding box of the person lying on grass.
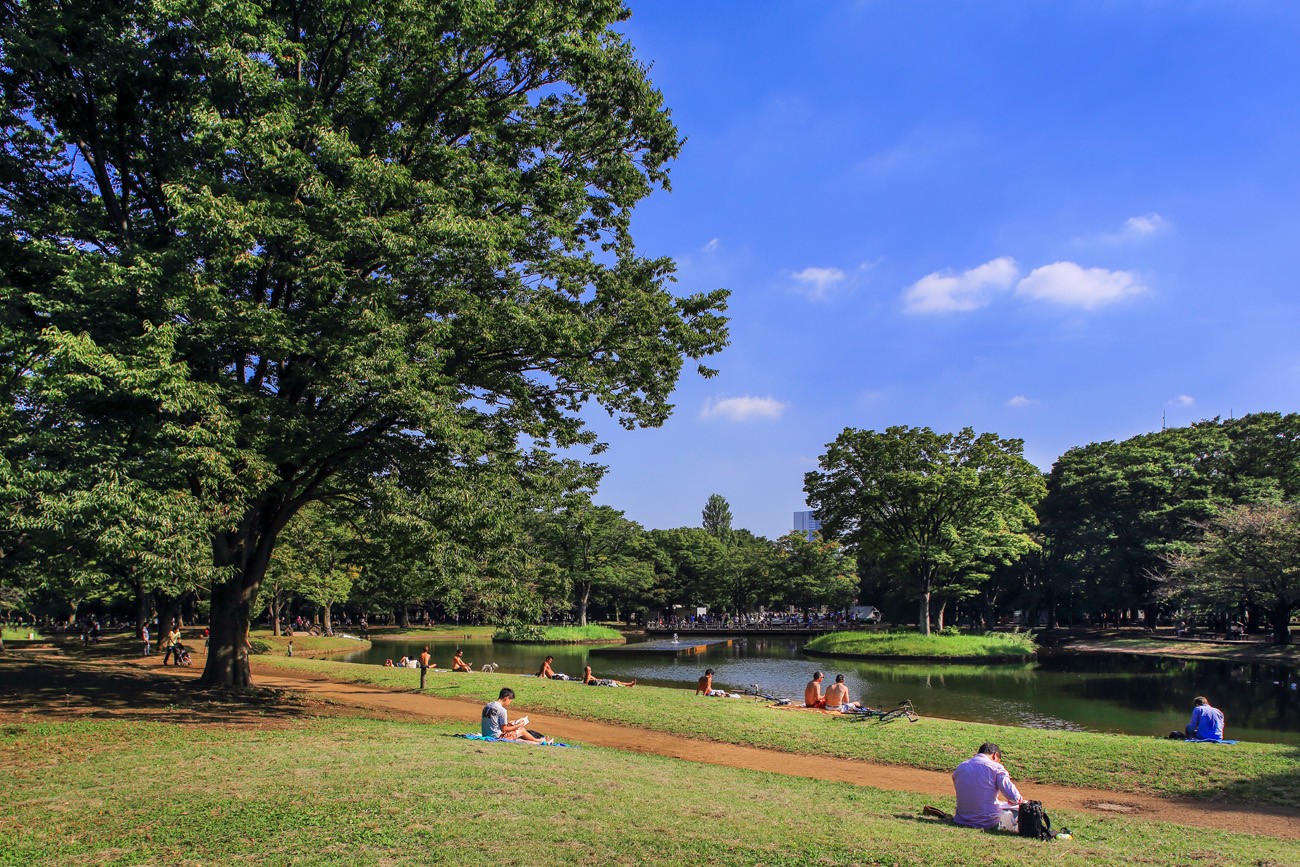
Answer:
[481,687,549,743]
[824,674,864,712]
[804,672,826,708]
[582,665,635,687]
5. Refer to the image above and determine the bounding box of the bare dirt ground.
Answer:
[3,649,1297,841]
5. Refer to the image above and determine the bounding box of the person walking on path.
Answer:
[141,625,151,657]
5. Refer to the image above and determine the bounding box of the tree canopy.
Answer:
[805,426,1045,634]
[0,0,727,684]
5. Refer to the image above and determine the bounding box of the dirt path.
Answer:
[221,662,1300,841]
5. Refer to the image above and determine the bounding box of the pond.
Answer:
[337,636,1300,745]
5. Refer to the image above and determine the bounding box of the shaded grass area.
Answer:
[806,630,1038,658]
[260,657,1300,810]
[1,716,1296,867]
[1060,635,1300,665]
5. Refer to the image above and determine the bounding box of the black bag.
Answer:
[1018,800,1052,840]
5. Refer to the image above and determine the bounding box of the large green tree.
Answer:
[805,426,1045,634]
[1165,503,1300,645]
[0,0,727,686]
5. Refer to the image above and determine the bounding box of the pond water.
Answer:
[337,636,1300,745]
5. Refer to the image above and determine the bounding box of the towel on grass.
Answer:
[455,733,575,747]
[1183,738,1238,744]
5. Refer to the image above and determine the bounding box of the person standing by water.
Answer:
[419,646,432,689]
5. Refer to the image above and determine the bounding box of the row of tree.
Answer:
[804,415,1300,643]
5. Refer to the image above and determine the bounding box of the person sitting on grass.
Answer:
[481,687,548,744]
[823,674,864,712]
[582,665,635,687]
[929,742,1024,832]
[1168,696,1225,740]
[538,656,557,678]
[804,672,826,708]
[696,668,727,696]
[451,649,472,672]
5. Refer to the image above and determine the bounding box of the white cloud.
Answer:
[902,257,1019,314]
[1122,212,1167,238]
[791,266,846,301]
[1014,262,1145,309]
[1007,395,1036,407]
[700,395,789,422]
[702,237,720,253]
[1168,394,1195,407]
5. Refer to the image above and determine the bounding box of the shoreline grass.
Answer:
[1,716,1295,866]
[806,630,1038,659]
[494,624,625,644]
[249,630,370,656]
[256,656,1300,811]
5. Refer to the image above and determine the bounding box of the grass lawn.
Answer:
[1,715,1295,867]
[495,625,625,643]
[806,630,1038,659]
[370,625,497,639]
[259,657,1300,810]
[1,626,43,641]
[249,630,370,656]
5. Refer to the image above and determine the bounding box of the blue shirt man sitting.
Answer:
[1169,696,1225,740]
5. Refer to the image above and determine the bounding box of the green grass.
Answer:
[369,625,497,639]
[249,630,370,656]
[259,656,1300,810]
[1,717,1295,866]
[496,624,624,643]
[806,630,1038,658]
[1,626,43,641]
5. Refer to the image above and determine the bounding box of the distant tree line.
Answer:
[806,414,1300,644]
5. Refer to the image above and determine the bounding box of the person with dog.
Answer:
[1169,696,1225,740]
[481,687,548,743]
[931,742,1025,831]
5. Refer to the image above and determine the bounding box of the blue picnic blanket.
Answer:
[455,733,575,747]
[1184,738,1238,744]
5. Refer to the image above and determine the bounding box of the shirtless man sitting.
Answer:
[823,674,864,712]
[451,649,472,672]
[696,668,726,696]
[804,671,827,708]
[538,655,556,678]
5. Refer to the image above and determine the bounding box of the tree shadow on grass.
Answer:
[0,654,318,726]
[1189,744,1300,813]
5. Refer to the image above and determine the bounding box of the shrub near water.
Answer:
[805,629,1038,658]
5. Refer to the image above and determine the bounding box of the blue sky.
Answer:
[580,1,1300,539]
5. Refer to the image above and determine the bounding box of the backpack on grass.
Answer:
[1018,800,1052,840]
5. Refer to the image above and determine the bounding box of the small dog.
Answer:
[480,662,499,672]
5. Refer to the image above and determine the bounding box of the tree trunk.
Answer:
[578,581,591,627]
[201,577,254,688]
[156,595,177,640]
[321,602,332,634]
[397,605,410,629]
[1273,603,1293,646]
[935,597,947,631]
[271,591,281,637]
[134,579,150,639]
[918,590,931,635]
